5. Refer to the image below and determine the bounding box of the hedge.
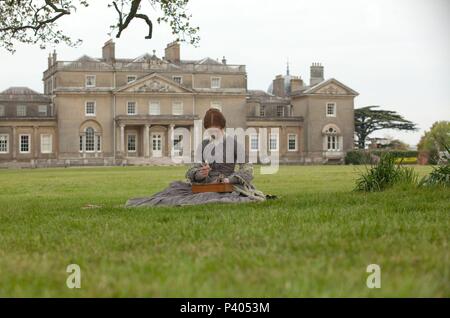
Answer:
[345,150,419,165]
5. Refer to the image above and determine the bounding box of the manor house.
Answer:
[0,40,358,167]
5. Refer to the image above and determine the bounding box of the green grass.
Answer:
[0,165,448,297]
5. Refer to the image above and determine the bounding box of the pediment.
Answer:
[316,83,348,95]
[116,74,193,94]
[304,78,358,96]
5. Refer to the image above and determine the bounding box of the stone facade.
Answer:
[0,41,358,168]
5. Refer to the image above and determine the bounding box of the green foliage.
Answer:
[371,150,418,158]
[345,150,372,165]
[0,0,199,53]
[354,154,419,192]
[417,121,450,165]
[354,106,417,149]
[420,165,450,187]
[345,150,418,165]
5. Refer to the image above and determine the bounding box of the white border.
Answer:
[85,101,96,116]
[287,134,298,152]
[19,134,31,154]
[0,133,9,154]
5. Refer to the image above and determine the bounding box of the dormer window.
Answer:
[85,75,96,88]
[276,106,284,117]
[17,105,27,116]
[211,77,221,89]
[38,105,47,116]
[259,105,265,117]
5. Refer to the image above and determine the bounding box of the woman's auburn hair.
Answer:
[203,108,226,129]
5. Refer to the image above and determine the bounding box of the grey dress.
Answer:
[125,135,266,207]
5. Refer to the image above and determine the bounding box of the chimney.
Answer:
[52,50,57,65]
[164,41,180,63]
[48,53,53,68]
[310,62,324,86]
[272,75,286,98]
[290,77,304,93]
[222,56,227,65]
[102,39,115,62]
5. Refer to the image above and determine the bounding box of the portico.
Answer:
[115,114,198,160]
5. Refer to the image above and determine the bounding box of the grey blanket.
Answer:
[125,181,258,207]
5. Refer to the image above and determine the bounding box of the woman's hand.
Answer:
[222,178,230,184]
[197,164,211,178]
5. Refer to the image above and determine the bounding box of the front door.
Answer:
[151,133,162,157]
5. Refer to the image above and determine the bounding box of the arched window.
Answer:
[80,126,102,153]
[322,125,341,152]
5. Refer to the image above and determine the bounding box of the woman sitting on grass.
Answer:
[126,108,266,207]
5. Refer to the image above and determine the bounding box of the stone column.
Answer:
[144,124,150,158]
[189,125,194,160]
[120,124,125,154]
[33,125,39,158]
[168,124,174,157]
[12,126,16,160]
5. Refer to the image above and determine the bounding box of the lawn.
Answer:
[0,165,448,297]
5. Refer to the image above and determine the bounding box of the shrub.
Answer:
[371,150,419,159]
[354,154,418,192]
[345,150,373,165]
[419,165,450,187]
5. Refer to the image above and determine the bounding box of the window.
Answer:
[85,75,96,87]
[85,101,96,116]
[0,105,4,116]
[211,77,221,89]
[172,101,183,115]
[38,105,47,116]
[326,103,336,117]
[288,134,298,151]
[250,134,259,151]
[127,134,137,152]
[127,75,137,83]
[259,105,265,117]
[269,133,279,151]
[149,101,160,115]
[276,106,284,117]
[85,127,95,152]
[173,76,182,85]
[40,134,52,154]
[327,135,340,151]
[17,105,27,116]
[0,134,8,153]
[173,134,183,156]
[19,134,30,153]
[127,101,137,115]
[325,127,340,151]
[96,135,101,152]
[210,102,222,112]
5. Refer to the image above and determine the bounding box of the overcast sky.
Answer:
[1,0,449,146]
